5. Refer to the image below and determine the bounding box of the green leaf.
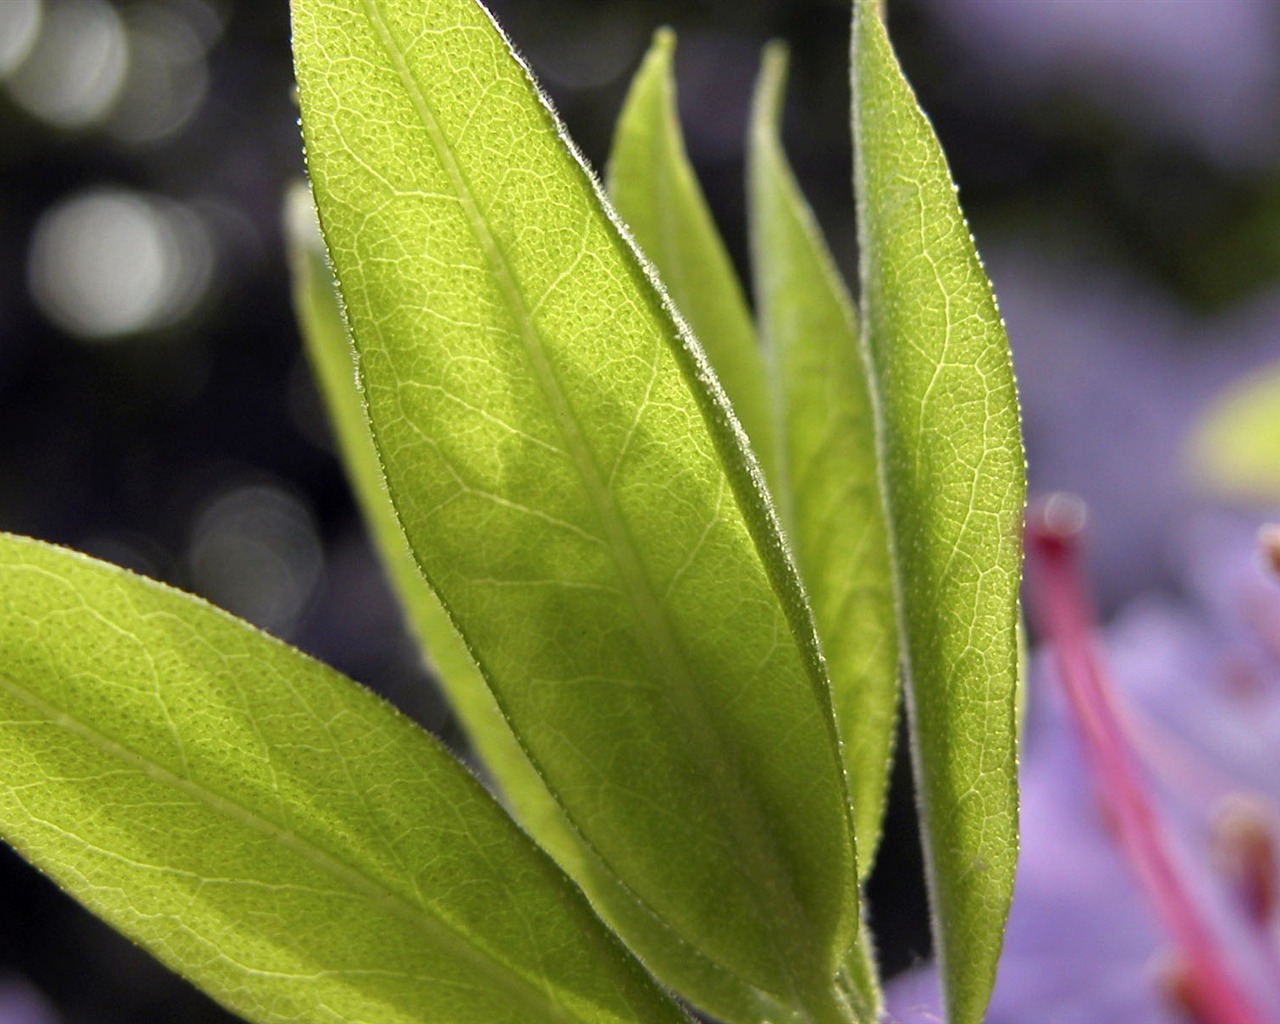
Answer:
[285,184,805,1024]
[0,533,688,1024]
[1185,361,1280,504]
[285,184,580,869]
[293,2,859,1022]
[851,3,1025,1023]
[747,42,898,882]
[607,28,778,487]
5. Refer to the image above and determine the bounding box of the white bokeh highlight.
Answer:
[27,188,214,340]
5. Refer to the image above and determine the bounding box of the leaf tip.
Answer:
[651,24,677,57]
[753,41,789,134]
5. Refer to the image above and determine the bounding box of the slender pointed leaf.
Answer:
[286,184,801,1024]
[607,29,778,486]
[293,2,859,1021]
[748,43,898,882]
[0,534,689,1024]
[852,3,1025,1023]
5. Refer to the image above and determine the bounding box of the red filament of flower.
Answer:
[1025,494,1266,1024]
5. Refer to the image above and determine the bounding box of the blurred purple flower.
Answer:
[925,0,1280,167]
[0,978,57,1024]
[887,501,1280,1024]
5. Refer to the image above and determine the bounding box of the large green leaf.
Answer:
[286,184,579,867]
[0,534,688,1024]
[293,2,859,1022]
[851,3,1024,1023]
[607,29,778,487]
[288,185,809,1024]
[747,43,898,881]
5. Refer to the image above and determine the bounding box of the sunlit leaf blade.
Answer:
[0,534,690,1024]
[285,184,580,866]
[289,185,806,1024]
[851,3,1024,1023]
[1185,361,1280,504]
[748,42,898,882]
[607,29,778,486]
[286,183,794,1024]
[293,1,859,1020]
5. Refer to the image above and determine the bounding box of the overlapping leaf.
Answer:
[286,185,579,865]
[748,43,898,882]
[852,2,1025,1022]
[293,1,859,1020]
[607,29,778,486]
[288,187,793,1023]
[0,534,687,1024]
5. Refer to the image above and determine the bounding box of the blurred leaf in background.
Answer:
[1186,362,1280,506]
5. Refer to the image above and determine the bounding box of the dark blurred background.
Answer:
[1,1,1278,1020]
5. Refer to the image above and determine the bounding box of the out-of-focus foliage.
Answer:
[1186,363,1280,505]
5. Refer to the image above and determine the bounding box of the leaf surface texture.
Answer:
[0,534,687,1024]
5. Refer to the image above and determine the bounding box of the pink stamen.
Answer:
[1025,494,1267,1024]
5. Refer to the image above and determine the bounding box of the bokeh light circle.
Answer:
[4,0,126,129]
[27,187,214,340]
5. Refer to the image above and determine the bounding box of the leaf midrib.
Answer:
[356,0,828,1006]
[0,666,587,1024]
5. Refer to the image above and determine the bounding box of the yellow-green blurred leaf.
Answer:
[1186,362,1280,505]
